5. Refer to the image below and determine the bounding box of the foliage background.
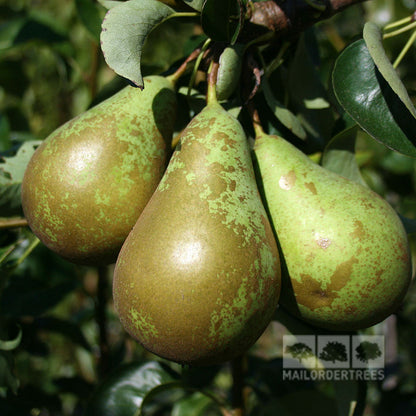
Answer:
[1,0,416,415]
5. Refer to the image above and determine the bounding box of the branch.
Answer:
[242,0,369,41]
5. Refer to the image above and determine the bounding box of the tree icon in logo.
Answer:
[355,341,382,363]
[319,341,348,363]
[285,342,314,363]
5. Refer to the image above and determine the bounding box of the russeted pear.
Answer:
[21,76,177,265]
[113,83,281,366]
[253,131,412,331]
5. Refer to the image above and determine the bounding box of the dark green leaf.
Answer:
[0,277,79,318]
[34,317,91,351]
[0,140,41,216]
[363,22,416,119]
[321,125,367,186]
[201,0,239,42]
[0,352,19,394]
[262,79,307,140]
[332,39,416,157]
[0,115,11,152]
[0,327,22,351]
[85,361,181,416]
[399,214,416,235]
[13,18,67,46]
[100,0,175,87]
[75,0,104,42]
[287,33,334,146]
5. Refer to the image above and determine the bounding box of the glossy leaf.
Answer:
[201,0,240,42]
[332,39,416,157]
[321,125,368,186]
[100,0,175,87]
[85,361,182,416]
[363,22,416,119]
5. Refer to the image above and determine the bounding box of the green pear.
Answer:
[253,132,412,331]
[21,75,177,265]
[113,94,281,366]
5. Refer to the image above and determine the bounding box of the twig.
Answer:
[0,218,28,230]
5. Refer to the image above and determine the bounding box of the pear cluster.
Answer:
[21,69,412,366]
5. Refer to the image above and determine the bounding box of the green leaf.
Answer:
[363,21,416,119]
[332,39,416,157]
[0,140,41,216]
[85,361,182,416]
[172,392,217,416]
[0,327,22,351]
[262,79,307,140]
[287,33,334,146]
[201,0,240,42]
[0,115,11,152]
[321,125,368,186]
[100,0,175,87]
[97,0,123,9]
[183,0,205,11]
[75,0,104,42]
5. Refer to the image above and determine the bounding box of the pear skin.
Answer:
[113,102,281,366]
[253,133,412,331]
[21,76,176,265]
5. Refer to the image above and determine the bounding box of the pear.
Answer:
[112,84,281,366]
[253,132,412,331]
[21,75,177,265]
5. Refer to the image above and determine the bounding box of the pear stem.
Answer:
[247,102,266,139]
[167,47,202,85]
[206,60,220,106]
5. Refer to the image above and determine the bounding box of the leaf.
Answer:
[100,0,175,87]
[201,0,240,42]
[0,352,19,394]
[34,317,91,351]
[75,0,104,42]
[0,327,22,351]
[332,39,416,157]
[0,140,41,216]
[182,0,205,11]
[321,125,368,186]
[97,0,123,9]
[287,32,335,146]
[0,278,79,318]
[85,361,182,416]
[363,21,416,119]
[262,79,307,140]
[172,392,216,416]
